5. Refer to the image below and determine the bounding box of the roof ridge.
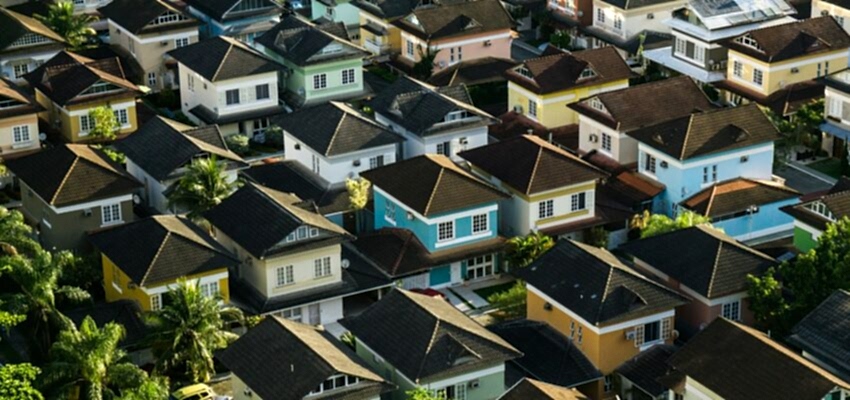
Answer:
[706,240,724,298]
[526,145,544,195]
[392,231,414,275]
[212,40,236,81]
[250,183,306,225]
[417,317,443,383]
[50,155,79,204]
[596,259,616,324]
[270,317,346,379]
[704,185,718,215]
[325,109,348,155]
[423,167,445,216]
[138,230,172,286]
[679,113,696,160]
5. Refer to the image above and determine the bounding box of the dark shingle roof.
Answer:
[274,102,402,156]
[342,289,522,383]
[515,240,686,326]
[782,177,850,231]
[66,301,148,349]
[599,0,681,9]
[620,225,776,299]
[361,154,507,217]
[668,318,850,400]
[393,0,512,41]
[217,317,391,400]
[428,57,516,86]
[726,17,850,63]
[24,51,139,106]
[788,290,850,381]
[89,216,238,287]
[505,47,632,94]
[350,0,422,20]
[0,7,64,51]
[6,145,141,207]
[500,378,589,400]
[628,103,780,161]
[460,134,607,195]
[256,15,367,66]
[168,36,282,82]
[0,78,42,120]
[184,0,280,21]
[241,161,350,215]
[99,0,199,35]
[682,178,799,217]
[615,344,677,396]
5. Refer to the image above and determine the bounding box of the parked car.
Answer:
[170,384,216,400]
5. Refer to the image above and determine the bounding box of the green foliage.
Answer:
[340,331,356,349]
[586,226,609,249]
[224,134,250,156]
[35,1,96,48]
[407,387,445,400]
[91,145,126,164]
[631,210,715,239]
[171,112,196,127]
[0,363,43,400]
[766,99,824,162]
[346,178,371,211]
[746,267,790,333]
[87,106,120,141]
[115,377,170,400]
[549,30,571,50]
[244,315,265,329]
[57,253,104,301]
[487,281,527,320]
[412,44,439,80]
[702,84,719,102]
[166,156,240,220]
[505,232,554,268]
[264,125,284,148]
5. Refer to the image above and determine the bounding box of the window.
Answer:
[472,214,488,234]
[614,15,622,29]
[603,375,613,392]
[703,165,717,183]
[151,10,187,25]
[256,84,270,100]
[406,39,415,57]
[385,201,396,222]
[175,37,190,48]
[276,265,294,286]
[342,68,356,85]
[252,118,269,135]
[674,37,686,55]
[570,321,575,338]
[310,374,361,395]
[644,153,656,174]
[643,321,661,342]
[579,67,596,79]
[129,40,135,55]
[13,64,28,79]
[311,154,320,174]
[516,66,533,79]
[281,307,302,322]
[102,203,122,225]
[369,155,384,169]
[12,125,30,143]
[114,109,129,126]
[151,294,162,311]
[596,8,604,23]
[722,300,741,321]
[528,99,537,117]
[590,97,604,111]
[9,34,51,48]
[436,384,467,400]
[735,34,761,50]
[694,44,705,63]
[466,254,494,280]
[577,326,583,343]
[314,257,331,278]
[733,61,742,78]
[436,141,450,156]
[200,281,219,298]
[313,73,327,89]
[570,192,586,211]
[438,221,454,241]
[538,199,554,219]
[147,72,157,87]
[601,132,611,151]
[80,115,92,133]
[187,74,194,91]
[226,89,240,105]
[828,97,842,118]
[753,68,763,86]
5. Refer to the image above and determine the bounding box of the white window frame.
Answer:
[601,132,612,152]
[466,254,494,280]
[151,294,162,311]
[528,99,538,118]
[570,192,586,212]
[472,213,488,234]
[200,281,220,298]
[114,109,129,127]
[225,89,240,105]
[101,203,122,226]
[80,114,93,135]
[538,199,554,219]
[341,68,356,85]
[369,155,384,169]
[147,72,157,87]
[175,37,190,48]
[256,83,270,100]
[12,125,30,144]
[313,73,328,90]
[733,61,743,78]
[276,265,294,287]
[314,257,331,278]
[722,300,741,321]
[438,221,455,242]
[753,68,764,86]
[13,64,29,79]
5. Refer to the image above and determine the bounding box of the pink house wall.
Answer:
[402,30,513,70]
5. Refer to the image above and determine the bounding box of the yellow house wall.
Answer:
[63,97,138,142]
[727,49,848,96]
[358,13,401,53]
[0,113,40,154]
[507,79,629,128]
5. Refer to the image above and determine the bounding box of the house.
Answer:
[311,0,362,39]
[642,0,797,83]
[5,144,141,250]
[547,0,594,29]
[620,225,777,338]
[813,0,850,34]
[218,316,394,400]
[359,154,508,288]
[168,36,286,138]
[781,177,850,252]
[788,289,850,382]
[368,76,498,160]
[459,134,609,241]
[504,46,631,128]
[276,101,403,184]
[184,0,283,43]
[0,78,42,157]
[24,51,141,143]
[716,17,850,112]
[255,15,369,108]
[0,7,64,83]
[352,0,421,57]
[515,240,686,399]
[614,344,676,400]
[427,57,517,87]
[629,104,780,218]
[203,182,391,321]
[394,0,514,71]
[89,215,238,311]
[341,289,523,400]
[820,69,850,158]
[115,116,247,214]
[584,0,685,55]
[570,76,714,166]
[99,0,201,91]
[663,318,850,400]
[499,378,590,400]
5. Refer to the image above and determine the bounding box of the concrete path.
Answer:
[449,286,490,309]
[438,288,472,313]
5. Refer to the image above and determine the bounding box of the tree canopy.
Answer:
[0,363,43,400]
[166,156,239,220]
[631,210,714,239]
[505,232,554,268]
[87,107,120,141]
[36,1,96,48]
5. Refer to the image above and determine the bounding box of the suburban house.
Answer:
[184,0,283,43]
[255,15,369,108]
[547,0,594,29]
[168,36,286,138]
[368,76,497,160]
[115,116,247,214]
[89,215,238,311]
[394,0,514,71]
[0,7,64,83]
[813,0,850,34]
[781,177,850,252]
[276,101,403,184]
[311,0,362,39]
[629,104,781,219]
[352,0,421,57]
[789,289,850,382]
[820,69,850,158]
[515,239,686,399]
[614,344,676,400]
[585,0,686,53]
[0,78,42,157]
[5,144,141,250]
[459,134,609,240]
[663,318,850,400]
[620,225,777,339]
[643,0,797,83]
[218,316,394,400]
[342,289,523,400]
[204,182,391,322]
[716,17,850,113]
[24,51,141,143]
[99,0,201,91]
[500,378,590,400]
[504,46,632,128]
[570,75,715,166]
[359,154,508,288]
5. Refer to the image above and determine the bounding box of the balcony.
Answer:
[363,39,390,55]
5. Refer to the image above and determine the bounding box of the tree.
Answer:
[407,387,445,400]
[746,267,790,333]
[412,43,439,80]
[146,279,242,384]
[505,232,554,268]
[115,377,170,400]
[549,30,571,50]
[630,210,714,239]
[767,99,824,162]
[487,281,526,320]
[0,206,42,256]
[0,363,43,400]
[166,156,239,220]
[35,1,95,48]
[87,107,120,141]
[346,177,371,233]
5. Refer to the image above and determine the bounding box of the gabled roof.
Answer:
[341,289,522,383]
[218,317,392,400]
[615,344,677,397]
[515,240,686,326]
[598,0,680,9]
[394,0,513,41]
[568,76,714,132]
[116,117,246,181]
[361,154,507,217]
[499,378,589,400]
[504,47,632,95]
[0,7,64,51]
[428,57,516,86]
[668,318,850,400]
[620,225,776,298]
[241,161,350,215]
[203,182,351,259]
[460,134,607,195]
[782,177,850,231]
[24,51,139,106]
[682,178,799,217]
[788,290,850,381]
[99,0,200,35]
[184,0,281,21]
[6,144,141,207]
[274,102,402,157]
[256,15,367,67]
[0,78,42,120]
[726,17,850,63]
[628,103,780,161]
[168,36,282,82]
[89,216,238,287]
[350,0,423,20]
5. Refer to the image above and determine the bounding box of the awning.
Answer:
[821,121,850,141]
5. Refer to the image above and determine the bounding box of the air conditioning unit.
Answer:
[791,67,800,74]
[459,137,469,145]
[647,12,654,19]
[468,380,480,389]
[160,41,168,46]
[294,143,301,150]
[660,161,668,168]
[353,159,361,166]
[740,155,749,163]
[589,134,599,143]
[822,9,830,16]
[484,40,492,47]
[625,330,636,340]
[513,105,523,113]
[543,302,552,311]
[83,208,93,217]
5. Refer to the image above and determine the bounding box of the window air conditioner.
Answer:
[160,41,168,46]
[353,159,361,166]
[647,13,654,19]
[660,161,668,168]
[625,330,636,340]
[822,10,830,16]
[791,67,800,74]
[459,137,469,145]
[83,208,92,216]
[484,40,492,47]
[589,134,599,143]
[468,380,480,389]
[513,105,523,113]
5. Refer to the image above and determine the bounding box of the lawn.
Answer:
[473,281,517,301]
[808,158,843,179]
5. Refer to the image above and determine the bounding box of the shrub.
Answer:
[225,134,250,156]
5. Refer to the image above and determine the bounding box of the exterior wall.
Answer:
[283,132,397,184]
[592,0,685,42]
[281,57,364,105]
[710,197,797,241]
[126,159,239,213]
[793,220,822,252]
[727,49,849,97]
[374,113,489,161]
[813,0,850,34]
[0,45,64,84]
[358,12,401,55]
[311,0,361,32]
[578,115,639,164]
[399,29,512,70]
[507,79,629,128]
[0,113,40,155]
[43,95,138,143]
[548,0,593,27]
[108,20,199,90]
[668,31,728,73]
[188,6,278,42]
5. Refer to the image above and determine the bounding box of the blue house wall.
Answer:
[711,197,798,240]
[188,8,276,42]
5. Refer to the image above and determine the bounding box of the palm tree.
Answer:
[0,206,42,256]
[146,280,242,385]
[167,156,239,220]
[39,316,148,400]
[35,1,96,49]
[505,232,554,268]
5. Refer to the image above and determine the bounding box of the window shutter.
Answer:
[634,324,644,347]
[662,318,672,340]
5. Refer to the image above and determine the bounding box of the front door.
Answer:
[450,262,462,285]
[308,303,320,325]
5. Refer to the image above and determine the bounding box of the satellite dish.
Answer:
[341,259,350,269]
[132,194,141,204]
[38,132,47,141]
